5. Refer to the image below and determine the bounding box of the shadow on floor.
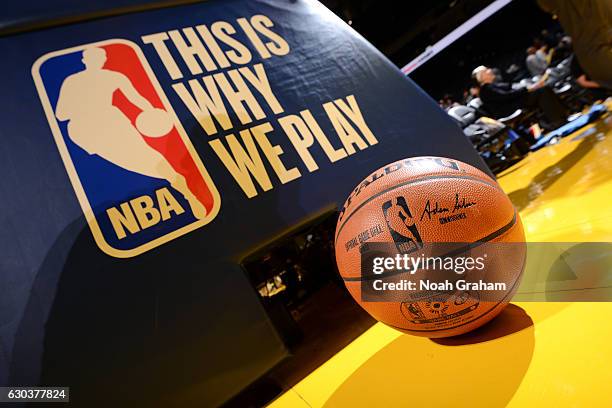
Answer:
[545,242,612,301]
[323,304,534,408]
[507,134,600,211]
[432,303,533,346]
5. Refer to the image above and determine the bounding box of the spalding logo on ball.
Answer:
[335,156,526,338]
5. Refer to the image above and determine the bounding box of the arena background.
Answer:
[1,1,611,407]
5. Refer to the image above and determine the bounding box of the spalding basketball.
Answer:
[335,156,526,338]
[135,108,174,138]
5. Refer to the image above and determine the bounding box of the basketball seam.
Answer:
[334,174,502,245]
[340,210,517,282]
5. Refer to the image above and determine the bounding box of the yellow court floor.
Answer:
[270,107,612,408]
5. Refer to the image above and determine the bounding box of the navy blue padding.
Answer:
[0,0,487,405]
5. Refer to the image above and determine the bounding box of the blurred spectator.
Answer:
[539,0,612,89]
[571,58,601,89]
[550,36,573,65]
[571,57,610,100]
[439,94,459,110]
[540,29,558,49]
[464,86,480,104]
[491,67,504,82]
[532,39,552,64]
[526,46,548,76]
[472,65,568,130]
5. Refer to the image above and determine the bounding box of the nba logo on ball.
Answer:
[32,39,221,257]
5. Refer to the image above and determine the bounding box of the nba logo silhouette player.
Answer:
[382,196,423,254]
[33,40,220,257]
[55,47,206,219]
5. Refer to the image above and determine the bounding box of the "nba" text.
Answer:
[106,187,185,239]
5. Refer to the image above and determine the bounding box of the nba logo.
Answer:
[381,196,423,254]
[32,39,221,257]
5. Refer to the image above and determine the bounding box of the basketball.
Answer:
[335,156,526,338]
[135,108,174,138]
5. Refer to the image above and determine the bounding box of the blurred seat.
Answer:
[446,104,527,173]
[554,83,572,94]
[498,109,524,123]
[467,97,483,111]
[447,105,478,128]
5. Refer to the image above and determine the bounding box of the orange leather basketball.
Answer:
[335,156,526,338]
